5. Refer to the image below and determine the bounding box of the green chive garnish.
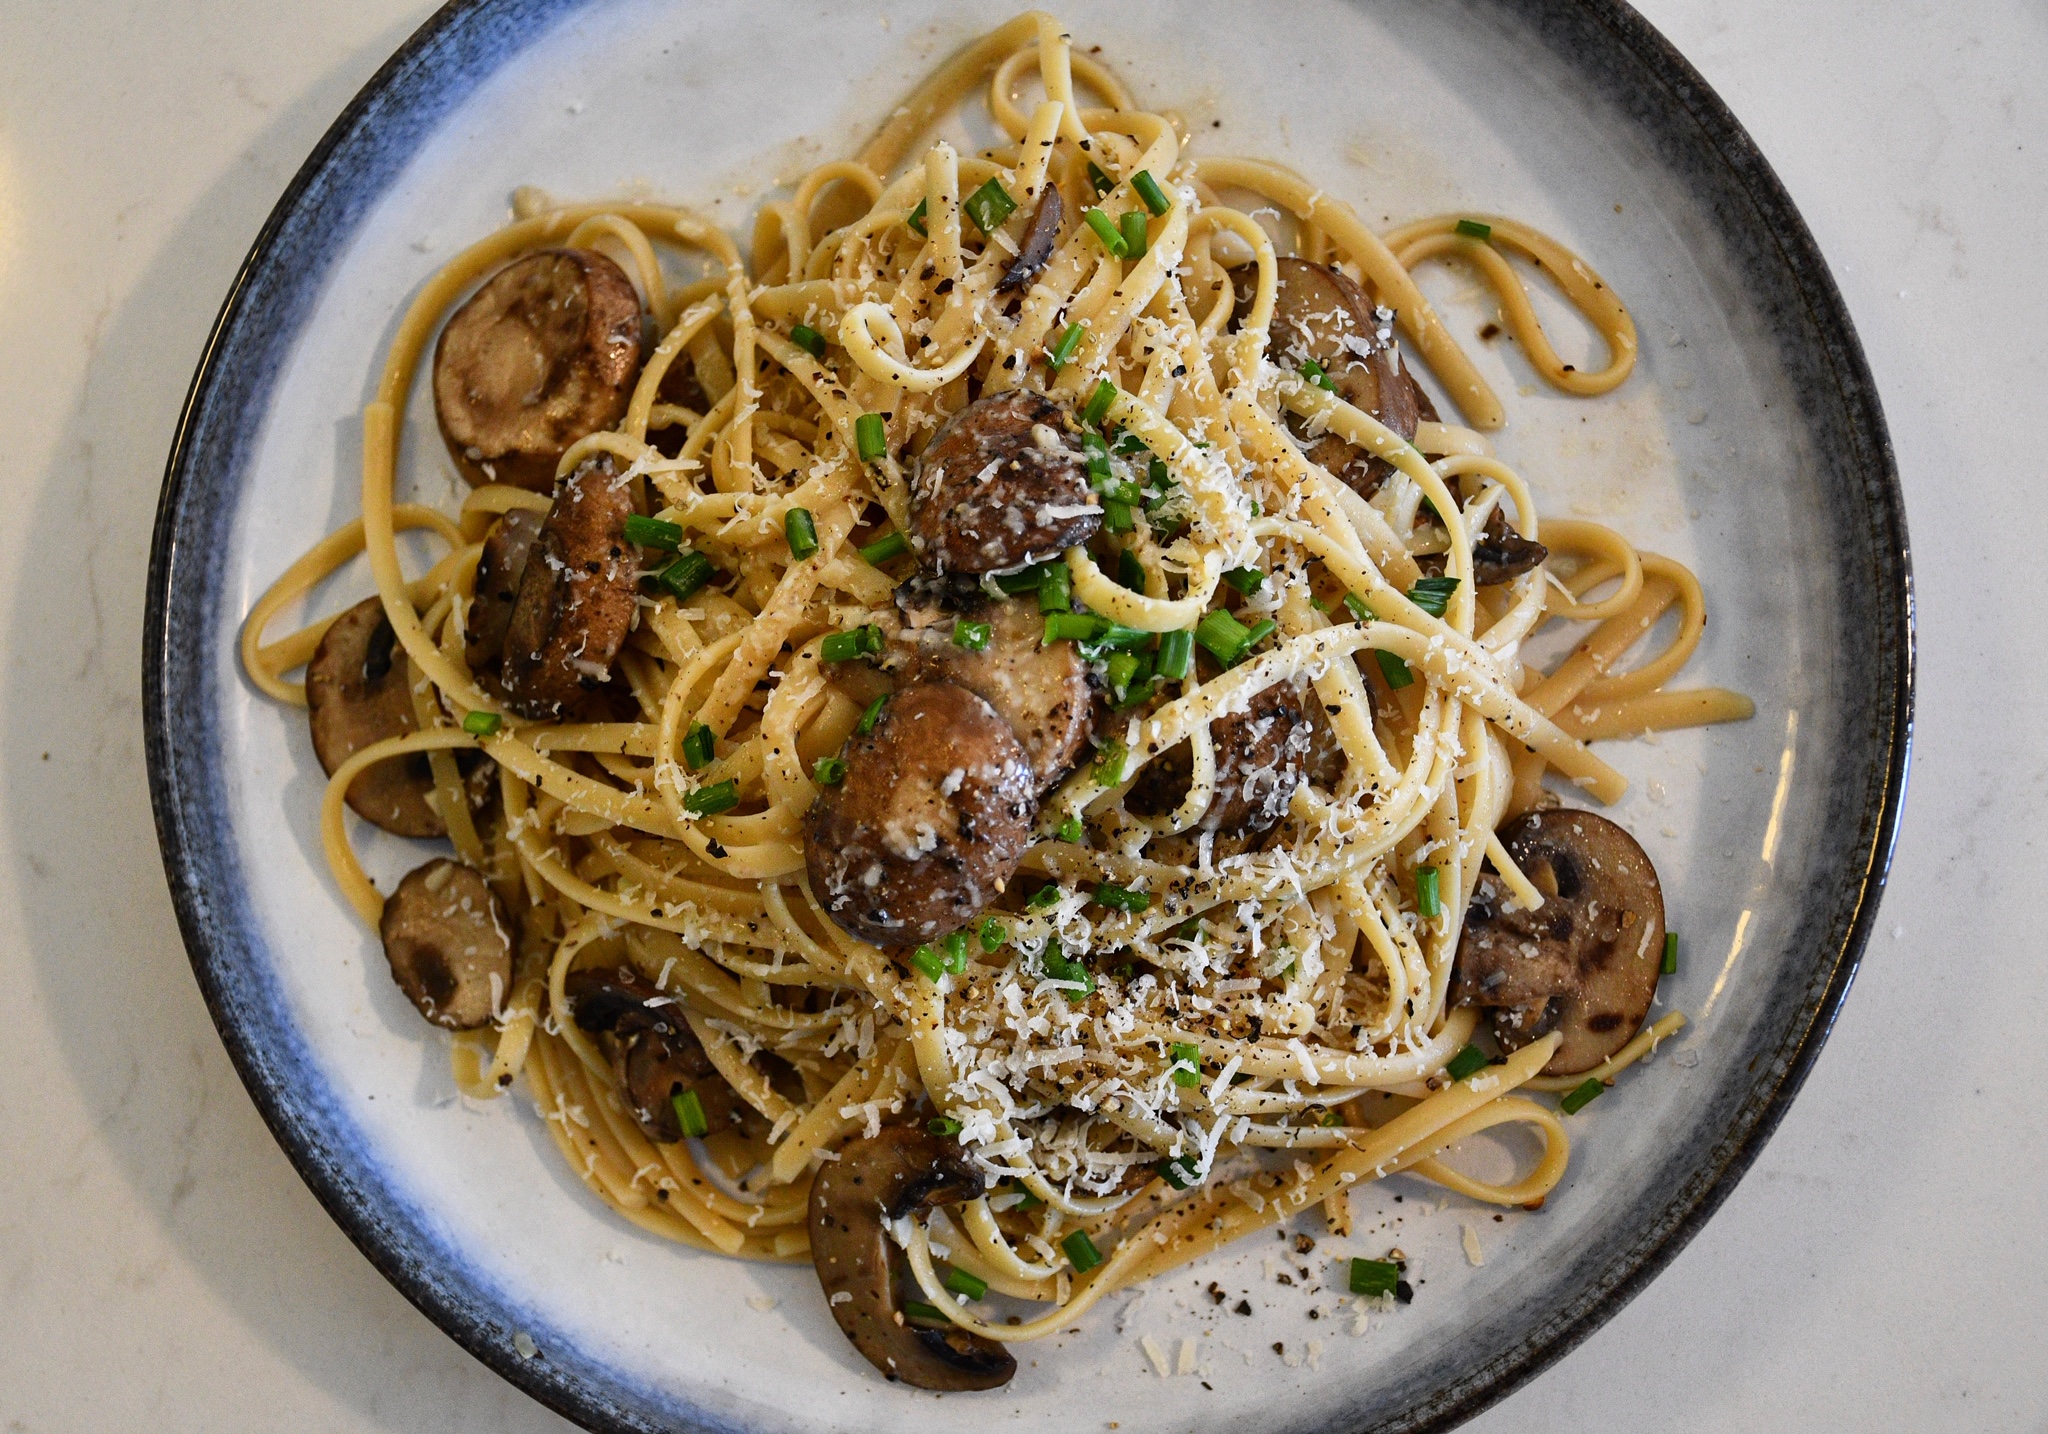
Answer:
[943,929,971,974]
[1048,321,1086,370]
[1117,549,1147,594]
[820,625,883,662]
[944,1267,989,1301]
[789,323,826,359]
[1455,218,1492,240]
[1038,559,1072,614]
[681,722,715,771]
[1223,566,1265,596]
[624,514,683,550]
[1155,629,1193,681]
[685,780,739,816]
[1408,576,1459,618]
[461,710,502,737]
[1094,739,1126,786]
[1416,865,1442,919]
[1561,1077,1607,1114]
[903,1300,947,1323]
[1058,814,1084,843]
[1104,650,1142,702]
[979,917,1006,952]
[1087,160,1114,196]
[1084,206,1127,257]
[784,506,819,560]
[1298,358,1336,392]
[1102,498,1133,533]
[856,693,889,735]
[1062,1230,1104,1273]
[1027,884,1063,911]
[1042,612,1099,645]
[1194,608,1252,666]
[1661,931,1679,975]
[1119,209,1148,259]
[1157,1154,1200,1189]
[1083,379,1120,427]
[1093,883,1149,914]
[1445,1043,1488,1082]
[812,756,846,786]
[656,550,714,602]
[1343,592,1374,624]
[907,199,928,237]
[672,1088,710,1138]
[912,944,947,982]
[1376,649,1415,689]
[952,619,992,652]
[1349,1257,1398,1298]
[857,530,908,565]
[1169,1041,1201,1088]
[928,1115,963,1137]
[963,177,1017,234]
[854,411,887,463]
[1131,169,1171,216]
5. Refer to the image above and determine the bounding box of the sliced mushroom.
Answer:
[909,390,1101,575]
[432,248,644,492]
[808,1124,1014,1390]
[464,507,543,681]
[1451,809,1667,1075]
[889,593,1093,792]
[379,859,512,1030]
[562,965,743,1143]
[1126,679,1316,837]
[997,184,1064,292]
[1470,506,1549,586]
[1234,257,1422,499]
[806,681,1036,945]
[307,596,445,837]
[500,455,638,719]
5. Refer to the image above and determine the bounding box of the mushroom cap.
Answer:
[432,248,644,492]
[561,965,742,1143]
[805,680,1037,946]
[807,1125,1014,1390]
[464,507,543,682]
[306,595,442,838]
[1127,679,1316,836]
[1452,809,1667,1075]
[996,183,1064,292]
[378,859,512,1030]
[908,389,1101,575]
[500,455,638,720]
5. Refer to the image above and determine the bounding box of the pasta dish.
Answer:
[241,11,1752,1390]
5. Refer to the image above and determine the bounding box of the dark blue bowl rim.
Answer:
[141,2,1914,1430]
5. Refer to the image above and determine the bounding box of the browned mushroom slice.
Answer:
[464,507,543,681]
[1233,257,1422,499]
[808,1125,1014,1390]
[1470,506,1548,586]
[1126,680,1316,836]
[432,248,644,492]
[909,390,1101,575]
[997,184,1064,292]
[562,966,742,1143]
[379,859,512,1030]
[1451,809,1667,1075]
[805,681,1036,946]
[306,595,446,838]
[890,594,1093,792]
[500,455,638,720]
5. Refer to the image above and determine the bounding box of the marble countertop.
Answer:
[1,1,2040,1428]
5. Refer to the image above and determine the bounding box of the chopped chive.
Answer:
[994,563,1048,596]
[1083,206,1128,257]
[1661,930,1679,975]
[1062,1230,1104,1273]
[944,1267,989,1301]
[1048,320,1086,370]
[1058,814,1085,843]
[856,693,889,735]
[1043,612,1100,645]
[928,1115,963,1137]
[1081,427,1111,478]
[854,411,887,463]
[1349,1257,1399,1298]
[1455,218,1493,240]
[903,1300,947,1323]
[979,917,1007,952]
[1561,1077,1607,1114]
[1102,498,1134,533]
[1097,479,1143,507]
[1091,622,1152,652]
[1119,209,1149,259]
[812,756,846,786]
[1445,1043,1488,1082]
[1155,629,1193,681]
[1039,939,1095,1002]
[1222,566,1266,596]
[857,530,908,565]
[1094,739,1127,786]
[1117,548,1147,594]
[1027,884,1063,911]
[1093,883,1150,914]
[820,626,882,662]
[623,514,683,550]
[789,323,826,359]
[672,1088,710,1138]
[911,944,947,982]
[952,619,992,652]
[1087,160,1115,196]
[656,550,714,602]
[461,709,502,737]
[1038,560,1072,613]
[1169,1041,1201,1088]
[1194,608,1253,666]
[684,779,739,816]
[681,722,716,771]
[1147,454,1171,489]
[784,506,819,560]
[1408,576,1460,618]
[1298,358,1336,392]
[943,929,971,974]
[1132,169,1172,216]
[1104,650,1142,702]
[1157,1155,1200,1190]
[906,198,928,236]
[1240,618,1277,657]
[1376,648,1415,689]
[1343,592,1375,624]
[963,177,1017,234]
[1083,379,1120,427]
[1416,865,1442,919]
[1113,429,1147,455]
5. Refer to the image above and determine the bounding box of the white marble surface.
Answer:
[0,2,2039,1429]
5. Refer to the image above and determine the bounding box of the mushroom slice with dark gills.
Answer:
[908,389,1101,575]
[805,681,1036,946]
[500,455,638,720]
[808,1124,1015,1390]
[432,248,645,492]
[308,595,451,838]
[379,859,512,1030]
[1451,809,1667,1076]
[889,593,1093,793]
[463,507,543,683]
[1126,679,1317,838]
[996,183,1064,292]
[1233,256,1422,499]
[562,965,743,1143]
